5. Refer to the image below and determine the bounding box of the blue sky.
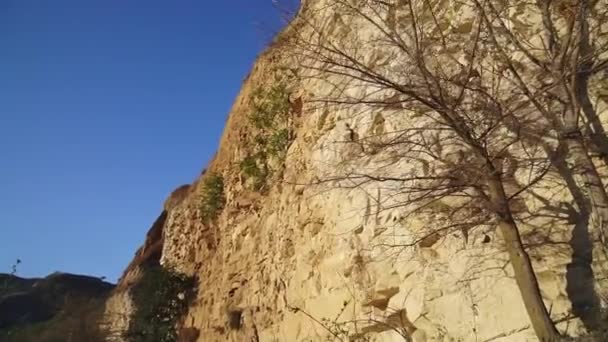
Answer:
[0,1,296,282]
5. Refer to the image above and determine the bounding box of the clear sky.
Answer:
[0,0,296,282]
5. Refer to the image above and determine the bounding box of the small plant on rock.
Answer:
[249,83,291,130]
[239,154,270,191]
[267,128,290,159]
[199,173,225,224]
[239,79,294,191]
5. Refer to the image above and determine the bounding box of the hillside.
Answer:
[0,273,114,342]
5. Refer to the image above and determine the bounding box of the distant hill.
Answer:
[0,272,114,342]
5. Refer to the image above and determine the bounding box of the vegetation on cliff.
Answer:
[126,265,195,342]
[240,78,294,191]
[199,173,226,224]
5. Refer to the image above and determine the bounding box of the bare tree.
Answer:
[282,0,593,340]
[470,0,608,257]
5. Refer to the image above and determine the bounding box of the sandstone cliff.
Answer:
[103,1,608,341]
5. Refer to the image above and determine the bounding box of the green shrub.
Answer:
[239,155,263,179]
[267,128,290,158]
[126,266,196,342]
[239,153,273,191]
[249,84,290,129]
[240,81,293,191]
[199,173,225,224]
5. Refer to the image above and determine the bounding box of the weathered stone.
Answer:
[102,0,608,341]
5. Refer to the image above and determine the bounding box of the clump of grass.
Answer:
[199,173,225,224]
[267,128,290,158]
[239,154,270,191]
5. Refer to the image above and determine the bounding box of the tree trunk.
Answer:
[564,134,608,253]
[575,76,608,167]
[572,0,608,167]
[487,175,561,341]
[560,0,608,253]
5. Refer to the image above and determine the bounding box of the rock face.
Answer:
[103,1,608,341]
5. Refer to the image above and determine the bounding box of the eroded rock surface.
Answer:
[103,1,608,341]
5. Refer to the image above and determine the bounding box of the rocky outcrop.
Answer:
[104,0,608,341]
